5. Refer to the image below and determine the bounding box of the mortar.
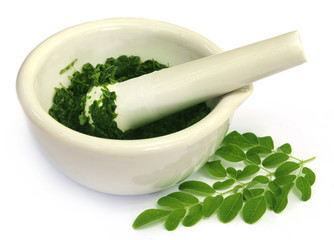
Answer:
[16,18,252,195]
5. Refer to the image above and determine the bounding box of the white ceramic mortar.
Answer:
[16,18,252,195]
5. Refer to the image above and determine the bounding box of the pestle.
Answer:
[85,31,306,131]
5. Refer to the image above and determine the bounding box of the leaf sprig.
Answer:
[133,131,316,230]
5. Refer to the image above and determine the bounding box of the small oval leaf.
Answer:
[218,193,243,223]
[268,181,282,195]
[227,167,237,179]
[258,136,274,150]
[167,192,199,205]
[157,196,184,209]
[275,161,300,177]
[179,181,216,195]
[246,152,261,165]
[222,131,254,149]
[133,209,171,229]
[252,175,270,184]
[296,176,312,201]
[302,167,316,186]
[247,146,272,155]
[243,196,267,224]
[202,195,224,217]
[204,160,227,178]
[182,204,203,227]
[165,209,186,231]
[277,143,292,154]
[242,132,259,145]
[262,153,289,168]
[216,144,246,162]
[213,179,235,190]
[237,165,260,179]
[264,191,277,210]
[275,175,297,186]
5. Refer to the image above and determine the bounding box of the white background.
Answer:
[1,0,333,239]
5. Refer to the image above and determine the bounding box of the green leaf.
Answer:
[204,161,227,178]
[182,204,203,227]
[262,153,289,168]
[157,196,184,209]
[243,188,265,200]
[216,144,246,162]
[274,183,294,213]
[133,209,171,229]
[264,191,277,210]
[222,131,254,149]
[277,143,292,154]
[258,136,274,150]
[275,161,300,177]
[165,209,186,231]
[167,192,199,205]
[252,175,270,184]
[302,167,316,186]
[249,188,265,197]
[246,152,261,165]
[202,195,224,217]
[227,167,237,179]
[237,165,260,179]
[275,175,297,186]
[242,132,259,145]
[296,177,312,201]
[213,179,235,190]
[243,196,267,224]
[218,193,243,223]
[243,188,254,200]
[179,181,216,195]
[247,146,272,155]
[268,181,282,195]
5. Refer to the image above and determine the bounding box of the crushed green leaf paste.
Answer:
[48,55,211,139]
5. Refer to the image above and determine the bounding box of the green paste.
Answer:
[48,55,211,139]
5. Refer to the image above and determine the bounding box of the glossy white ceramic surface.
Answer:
[16,18,252,195]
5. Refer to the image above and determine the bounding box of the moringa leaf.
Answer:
[264,190,277,210]
[222,131,254,149]
[165,208,186,231]
[157,196,185,209]
[227,167,237,179]
[275,175,297,186]
[218,193,243,223]
[216,144,246,162]
[268,181,282,195]
[246,151,261,165]
[275,161,300,177]
[247,146,272,155]
[133,209,171,229]
[296,176,312,201]
[179,181,215,195]
[204,160,227,178]
[242,132,259,145]
[277,143,292,154]
[302,167,316,186]
[252,175,270,184]
[213,179,235,190]
[243,196,267,224]
[262,153,289,168]
[274,183,294,213]
[237,165,260,179]
[182,204,203,227]
[258,136,274,150]
[202,195,224,217]
[167,192,199,205]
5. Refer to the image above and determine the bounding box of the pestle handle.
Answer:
[102,31,307,131]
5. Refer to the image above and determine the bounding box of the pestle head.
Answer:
[85,31,306,132]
